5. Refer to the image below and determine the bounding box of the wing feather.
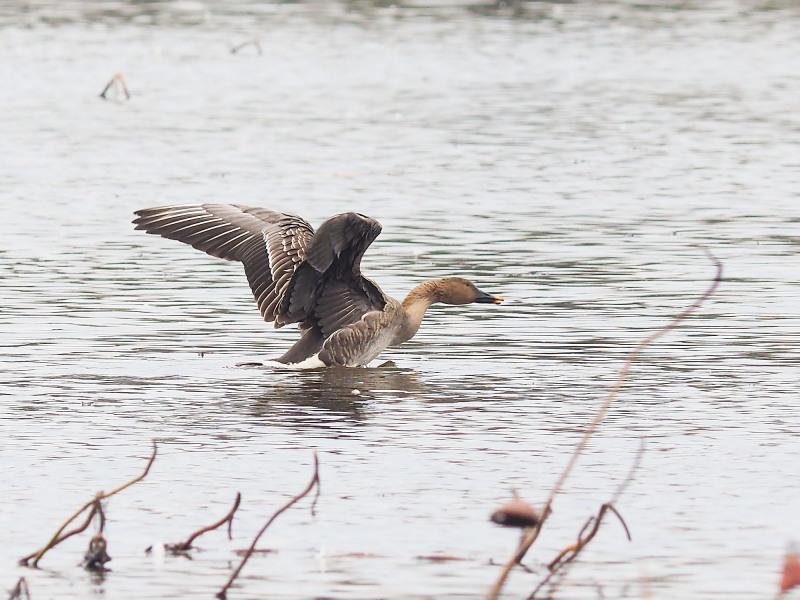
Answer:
[133,203,313,325]
[133,206,387,339]
[281,213,386,329]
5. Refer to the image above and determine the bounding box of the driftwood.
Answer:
[528,440,644,598]
[216,452,320,600]
[99,73,130,101]
[8,577,30,600]
[485,249,723,600]
[148,492,242,556]
[230,39,263,55]
[19,441,157,568]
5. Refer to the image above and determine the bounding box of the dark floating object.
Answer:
[417,554,470,562]
[83,535,111,571]
[232,548,277,557]
[99,73,130,101]
[133,204,502,367]
[490,494,541,529]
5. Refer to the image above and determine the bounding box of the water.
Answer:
[1,1,799,598]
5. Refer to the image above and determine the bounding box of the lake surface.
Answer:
[1,1,799,598]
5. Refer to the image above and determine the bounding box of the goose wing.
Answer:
[280,212,387,335]
[132,203,314,326]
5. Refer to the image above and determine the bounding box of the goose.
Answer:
[132,204,502,367]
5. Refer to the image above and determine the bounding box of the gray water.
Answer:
[1,1,799,599]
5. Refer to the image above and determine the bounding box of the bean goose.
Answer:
[133,204,502,367]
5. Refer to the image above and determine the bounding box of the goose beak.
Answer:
[474,289,503,304]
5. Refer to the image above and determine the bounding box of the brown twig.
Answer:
[530,439,644,598]
[531,504,630,597]
[8,577,31,600]
[164,492,242,553]
[230,39,263,55]
[99,73,130,100]
[216,453,320,600]
[484,250,723,600]
[20,441,157,567]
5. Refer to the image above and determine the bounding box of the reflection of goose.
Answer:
[252,363,426,422]
[133,205,502,367]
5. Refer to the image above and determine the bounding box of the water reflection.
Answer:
[246,364,427,423]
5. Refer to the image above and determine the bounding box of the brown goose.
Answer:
[132,204,502,367]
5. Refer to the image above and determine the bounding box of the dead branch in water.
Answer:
[8,577,31,600]
[99,73,130,101]
[216,452,320,600]
[152,492,242,555]
[230,39,263,55]
[529,439,644,599]
[20,441,157,568]
[484,249,723,600]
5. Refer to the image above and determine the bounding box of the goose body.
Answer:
[133,204,501,367]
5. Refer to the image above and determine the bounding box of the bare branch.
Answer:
[8,577,31,600]
[230,39,263,55]
[165,492,242,553]
[485,250,723,600]
[20,500,99,567]
[21,441,157,567]
[531,441,644,598]
[103,440,158,498]
[611,437,646,505]
[99,73,130,100]
[216,453,320,600]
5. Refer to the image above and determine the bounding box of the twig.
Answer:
[484,250,723,600]
[8,577,31,600]
[216,453,320,600]
[165,492,242,553]
[99,73,130,100]
[20,497,102,567]
[20,441,157,567]
[529,444,643,599]
[611,437,646,505]
[230,39,263,55]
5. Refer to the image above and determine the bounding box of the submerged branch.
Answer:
[8,577,31,600]
[216,453,320,600]
[515,440,645,598]
[164,492,242,553]
[484,250,723,600]
[20,441,157,567]
[99,73,130,100]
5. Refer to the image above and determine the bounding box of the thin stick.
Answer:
[611,437,646,505]
[169,492,242,551]
[230,39,263,55]
[531,440,644,598]
[216,453,320,600]
[8,577,31,600]
[99,73,130,100]
[484,250,722,600]
[21,441,157,567]
[103,440,158,497]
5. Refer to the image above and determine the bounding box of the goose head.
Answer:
[437,277,503,305]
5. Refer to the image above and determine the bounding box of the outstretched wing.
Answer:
[279,212,387,334]
[133,203,314,326]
